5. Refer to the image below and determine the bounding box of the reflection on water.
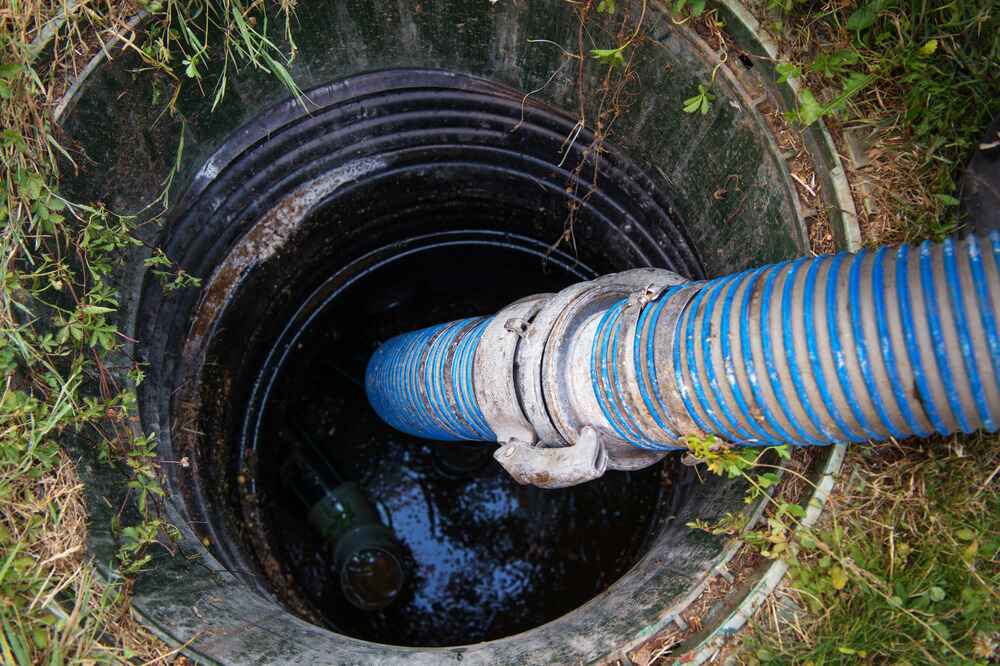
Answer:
[250,244,666,646]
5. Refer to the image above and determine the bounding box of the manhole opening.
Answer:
[169,70,715,648]
[55,0,838,656]
[110,65,813,658]
[246,233,691,646]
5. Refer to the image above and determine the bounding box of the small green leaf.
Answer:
[840,71,870,96]
[26,175,43,199]
[928,586,946,602]
[0,63,21,79]
[796,89,824,126]
[80,305,116,315]
[846,0,882,32]
[758,472,780,488]
[2,129,28,153]
[683,85,714,115]
[775,62,801,84]
[590,47,625,69]
[810,48,859,78]
[785,503,806,518]
[597,0,616,14]
[935,194,961,207]
[919,39,938,56]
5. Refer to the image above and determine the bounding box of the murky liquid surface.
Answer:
[251,244,666,646]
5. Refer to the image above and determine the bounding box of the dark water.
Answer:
[250,242,666,646]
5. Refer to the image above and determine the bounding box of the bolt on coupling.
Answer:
[366,234,1000,488]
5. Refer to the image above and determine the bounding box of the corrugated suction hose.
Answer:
[366,234,1000,487]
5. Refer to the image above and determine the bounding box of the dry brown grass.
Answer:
[3,0,996,663]
[1,448,176,662]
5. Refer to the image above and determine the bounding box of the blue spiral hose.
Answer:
[366,234,1000,449]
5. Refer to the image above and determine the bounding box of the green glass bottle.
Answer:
[281,450,405,611]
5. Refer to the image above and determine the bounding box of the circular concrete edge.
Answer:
[672,444,846,664]
[42,6,852,664]
[710,0,862,253]
[662,4,855,660]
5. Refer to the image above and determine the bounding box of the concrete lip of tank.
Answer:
[52,1,853,663]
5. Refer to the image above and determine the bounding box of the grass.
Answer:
[737,436,1000,664]
[0,0,998,663]
[680,0,1000,663]
[1,0,298,661]
[756,0,1000,242]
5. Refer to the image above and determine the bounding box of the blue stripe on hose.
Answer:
[450,321,478,437]
[391,333,426,438]
[646,288,685,438]
[447,318,488,439]
[761,262,825,445]
[430,321,472,440]
[378,339,403,432]
[739,266,796,443]
[781,257,838,442]
[590,305,618,438]
[394,336,420,436]
[827,254,880,439]
[463,318,495,438]
[450,321,475,436]
[384,338,409,432]
[409,327,447,439]
[897,244,948,434]
[409,328,440,438]
[604,301,652,447]
[993,230,1000,273]
[428,321,468,438]
[387,334,414,435]
[683,283,740,440]
[413,327,455,440]
[720,270,775,444]
[968,235,1000,429]
[873,246,927,437]
[367,346,390,427]
[674,288,717,438]
[849,250,904,439]
[919,240,971,432]
[633,292,679,442]
[804,257,866,442]
[702,273,755,442]
[441,321,475,438]
[610,302,661,450]
[592,300,644,446]
[943,238,993,430]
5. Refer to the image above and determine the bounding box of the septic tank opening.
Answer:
[56,35,831,655]
[155,69,724,648]
[247,238,685,646]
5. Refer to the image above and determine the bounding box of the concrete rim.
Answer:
[44,2,851,663]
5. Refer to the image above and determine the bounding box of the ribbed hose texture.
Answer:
[366,316,495,441]
[596,233,1000,449]
[367,234,1000,450]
